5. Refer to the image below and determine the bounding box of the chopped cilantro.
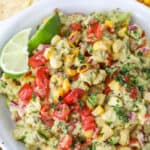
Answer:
[87,45,93,53]
[106,121,113,126]
[107,139,117,145]
[114,106,128,122]
[120,63,136,74]
[78,100,85,107]
[38,130,48,140]
[104,67,115,75]
[142,68,150,78]
[78,54,85,63]
[88,94,98,107]
[137,51,143,57]
[115,74,125,85]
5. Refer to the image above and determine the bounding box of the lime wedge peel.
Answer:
[0,28,32,75]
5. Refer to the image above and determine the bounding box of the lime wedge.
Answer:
[28,13,61,53]
[0,28,31,75]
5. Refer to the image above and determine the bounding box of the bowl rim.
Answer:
[0,0,150,150]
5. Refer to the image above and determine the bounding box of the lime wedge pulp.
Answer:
[28,13,61,53]
[0,28,31,75]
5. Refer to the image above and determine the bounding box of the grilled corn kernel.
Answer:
[73,48,80,56]
[84,130,94,138]
[93,41,108,51]
[51,35,61,46]
[119,129,129,146]
[77,64,89,73]
[64,54,75,65]
[117,146,132,150]
[105,20,113,28]
[54,88,64,100]
[92,105,105,116]
[69,31,81,44]
[99,125,113,142]
[113,40,123,53]
[44,47,55,59]
[118,27,127,38]
[65,68,77,77]
[108,80,121,93]
[63,78,70,93]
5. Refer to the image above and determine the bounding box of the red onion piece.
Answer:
[37,44,50,51]
[128,25,138,31]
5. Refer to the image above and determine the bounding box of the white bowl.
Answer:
[0,0,150,149]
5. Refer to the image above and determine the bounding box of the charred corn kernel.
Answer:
[119,129,129,146]
[112,52,121,60]
[108,80,121,93]
[64,54,74,65]
[44,47,55,59]
[99,125,113,142]
[51,35,61,46]
[144,0,150,6]
[42,17,49,23]
[63,78,70,93]
[123,20,129,27]
[77,64,89,73]
[105,20,113,27]
[65,68,77,77]
[73,48,80,56]
[84,130,94,138]
[93,41,108,51]
[113,40,123,53]
[54,88,64,102]
[118,27,127,38]
[117,146,132,150]
[92,105,104,116]
[69,31,81,44]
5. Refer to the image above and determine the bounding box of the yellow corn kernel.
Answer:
[65,68,77,77]
[93,41,108,51]
[144,0,150,6]
[117,146,132,150]
[77,64,89,73]
[84,130,94,139]
[73,48,80,56]
[63,78,70,94]
[86,101,94,109]
[64,54,75,65]
[105,20,113,28]
[69,31,81,44]
[43,47,55,59]
[51,35,61,46]
[108,80,121,93]
[92,105,105,116]
[112,52,121,60]
[53,88,64,102]
[118,27,127,38]
[99,125,113,142]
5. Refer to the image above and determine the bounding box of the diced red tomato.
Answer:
[80,107,96,131]
[70,22,82,31]
[53,103,70,121]
[39,104,54,127]
[33,67,49,99]
[129,138,140,148]
[72,74,79,81]
[59,134,72,150]
[145,113,150,124]
[29,50,47,68]
[87,20,102,39]
[104,86,111,95]
[129,87,138,100]
[63,88,85,104]
[18,83,33,106]
[123,75,130,82]
[107,55,113,67]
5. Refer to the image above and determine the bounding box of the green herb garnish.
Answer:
[114,106,128,122]
[88,94,98,107]
[78,54,85,63]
